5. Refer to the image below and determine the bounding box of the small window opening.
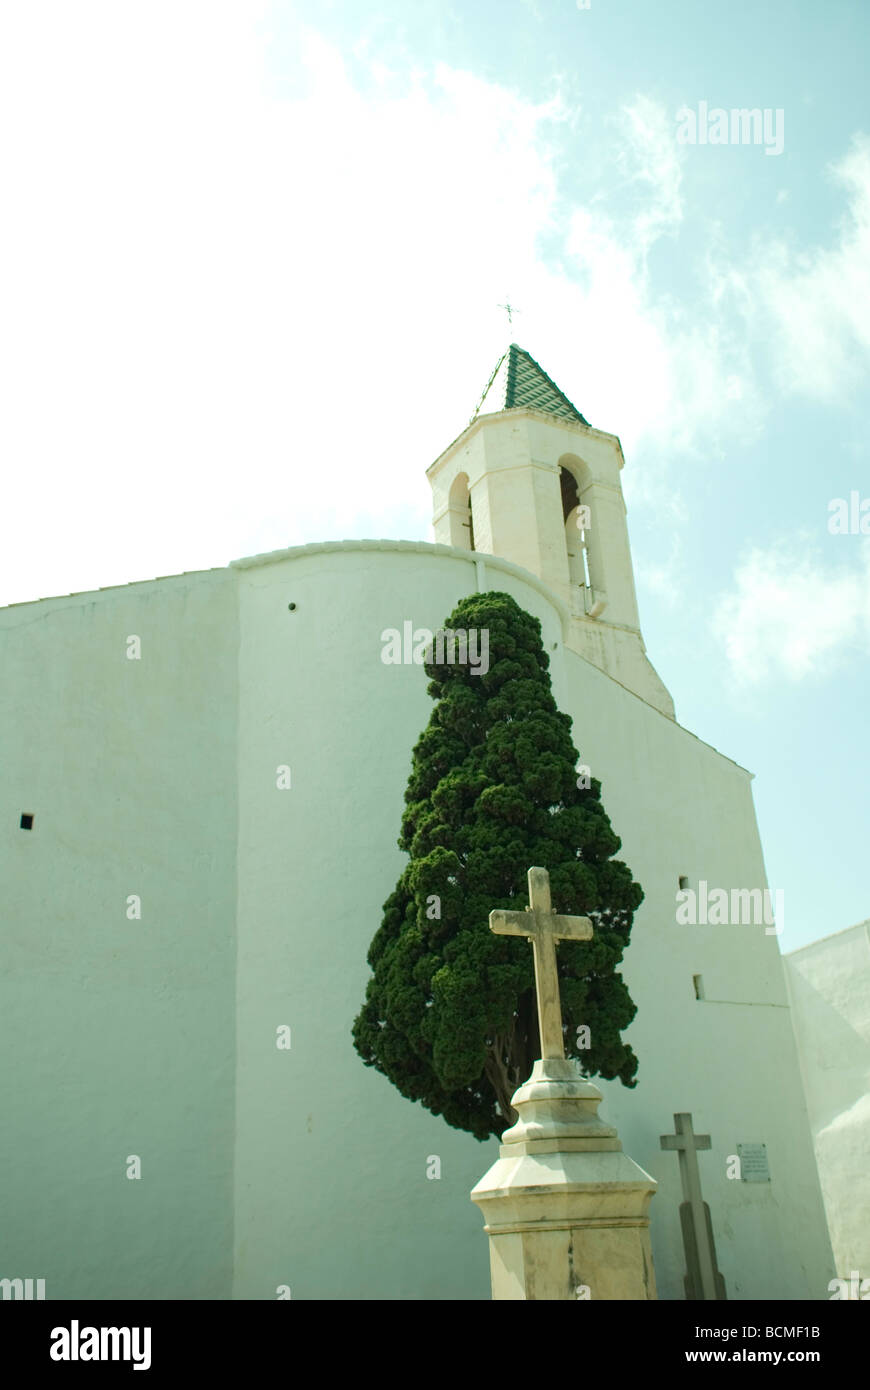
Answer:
[679,875,689,891]
[693,974,705,1000]
[20,813,34,830]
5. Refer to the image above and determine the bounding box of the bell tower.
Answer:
[427,344,674,719]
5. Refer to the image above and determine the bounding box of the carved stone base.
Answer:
[471,1058,657,1300]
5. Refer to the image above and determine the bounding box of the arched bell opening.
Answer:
[447,472,475,551]
[560,465,591,590]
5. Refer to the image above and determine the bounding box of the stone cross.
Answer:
[489,866,592,1060]
[660,1113,727,1300]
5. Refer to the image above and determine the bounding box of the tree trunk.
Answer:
[485,989,540,1127]
[484,1048,517,1127]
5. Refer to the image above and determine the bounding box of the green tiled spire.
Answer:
[471,344,589,425]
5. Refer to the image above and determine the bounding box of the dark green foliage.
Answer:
[352,592,643,1141]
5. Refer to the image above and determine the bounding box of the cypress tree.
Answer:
[352,591,642,1141]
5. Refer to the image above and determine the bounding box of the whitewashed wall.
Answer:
[0,570,238,1298]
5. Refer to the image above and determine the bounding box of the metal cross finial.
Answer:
[498,300,520,331]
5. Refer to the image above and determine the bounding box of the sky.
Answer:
[1,0,868,951]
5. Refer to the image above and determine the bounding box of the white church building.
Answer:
[0,345,836,1299]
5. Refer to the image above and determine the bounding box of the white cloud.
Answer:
[0,14,771,607]
[0,9,572,604]
[509,96,760,474]
[638,528,687,609]
[744,135,870,401]
[620,94,684,259]
[713,539,870,685]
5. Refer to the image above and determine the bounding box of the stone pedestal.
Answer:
[471,1058,657,1300]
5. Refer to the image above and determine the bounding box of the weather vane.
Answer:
[498,300,520,331]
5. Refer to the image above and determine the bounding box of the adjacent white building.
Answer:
[785,922,870,1283]
[0,345,835,1298]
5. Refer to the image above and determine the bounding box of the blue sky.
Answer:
[1,1,868,949]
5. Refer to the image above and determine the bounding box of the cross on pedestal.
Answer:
[489,866,592,1061]
[660,1113,727,1300]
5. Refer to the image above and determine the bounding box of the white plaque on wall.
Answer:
[737,1142,770,1182]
